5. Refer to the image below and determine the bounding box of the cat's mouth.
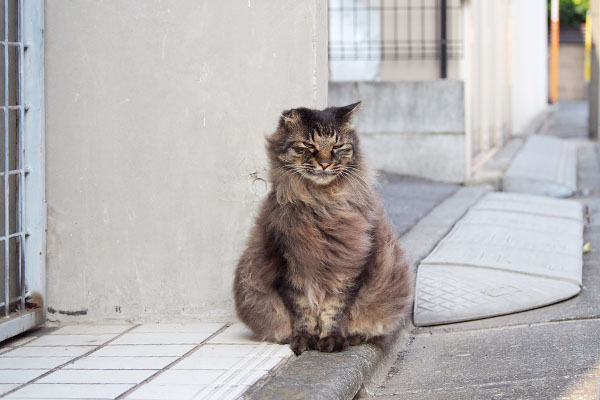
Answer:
[305,169,338,185]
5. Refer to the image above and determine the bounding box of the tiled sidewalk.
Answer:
[0,323,293,399]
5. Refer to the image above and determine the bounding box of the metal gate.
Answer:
[0,0,44,342]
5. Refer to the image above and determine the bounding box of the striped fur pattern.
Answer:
[234,103,413,355]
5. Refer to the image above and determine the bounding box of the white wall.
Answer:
[45,1,327,322]
[464,0,512,171]
[329,0,380,81]
[511,0,549,134]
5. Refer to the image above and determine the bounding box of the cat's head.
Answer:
[268,102,362,186]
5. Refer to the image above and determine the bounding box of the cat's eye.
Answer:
[302,143,316,150]
[333,144,349,150]
[293,146,307,153]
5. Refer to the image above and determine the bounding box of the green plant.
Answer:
[548,0,589,28]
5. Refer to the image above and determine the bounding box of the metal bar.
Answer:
[440,0,448,78]
[22,0,46,327]
[0,291,29,308]
[17,0,25,310]
[0,309,43,342]
[0,169,24,177]
[421,0,425,58]
[340,0,344,60]
[4,0,10,317]
[435,0,439,57]
[379,0,384,58]
[0,41,26,47]
[366,0,371,60]
[327,0,331,60]
[352,0,357,58]
[394,0,398,59]
[407,0,412,59]
[0,231,24,242]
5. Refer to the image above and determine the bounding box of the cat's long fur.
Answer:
[234,103,413,355]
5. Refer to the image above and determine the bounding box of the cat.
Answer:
[233,102,413,355]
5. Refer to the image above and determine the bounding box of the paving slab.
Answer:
[0,323,294,400]
[503,135,577,197]
[374,319,600,400]
[414,192,584,326]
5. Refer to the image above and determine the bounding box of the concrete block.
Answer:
[329,81,466,182]
[329,81,464,134]
[361,134,465,183]
[503,135,577,197]
[414,192,583,326]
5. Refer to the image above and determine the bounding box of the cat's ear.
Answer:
[280,109,302,130]
[337,101,362,123]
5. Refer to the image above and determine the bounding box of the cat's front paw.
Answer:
[316,334,349,353]
[290,333,318,356]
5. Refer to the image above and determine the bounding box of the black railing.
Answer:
[328,0,462,61]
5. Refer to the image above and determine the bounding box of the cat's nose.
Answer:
[319,162,331,169]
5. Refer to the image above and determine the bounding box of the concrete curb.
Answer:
[244,185,490,400]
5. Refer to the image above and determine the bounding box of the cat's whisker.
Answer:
[340,169,370,194]
[343,167,371,191]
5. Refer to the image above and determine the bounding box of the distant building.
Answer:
[329,0,549,183]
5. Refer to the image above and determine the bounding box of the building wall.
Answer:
[590,0,600,139]
[45,1,328,322]
[512,0,549,134]
[465,0,512,166]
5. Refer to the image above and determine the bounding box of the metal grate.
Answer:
[328,0,463,61]
[0,0,26,317]
[0,0,44,339]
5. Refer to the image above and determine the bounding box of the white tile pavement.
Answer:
[37,369,157,384]
[0,323,293,400]
[0,370,49,384]
[64,356,178,370]
[92,344,195,357]
[2,346,96,357]
[24,334,119,347]
[111,332,214,345]
[5,383,135,399]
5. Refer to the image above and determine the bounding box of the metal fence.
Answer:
[329,0,462,61]
[0,0,44,341]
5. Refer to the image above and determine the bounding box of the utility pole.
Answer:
[440,0,447,79]
[550,0,560,103]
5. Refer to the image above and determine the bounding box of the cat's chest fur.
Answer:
[270,199,374,297]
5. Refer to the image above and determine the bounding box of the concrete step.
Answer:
[413,192,584,326]
[502,135,577,197]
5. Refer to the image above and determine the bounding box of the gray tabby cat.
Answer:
[234,103,413,355]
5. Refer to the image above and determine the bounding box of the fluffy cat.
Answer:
[233,102,413,355]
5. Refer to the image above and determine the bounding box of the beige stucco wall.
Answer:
[45,1,327,322]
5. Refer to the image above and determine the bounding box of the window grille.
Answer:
[329,0,463,61]
[0,0,44,341]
